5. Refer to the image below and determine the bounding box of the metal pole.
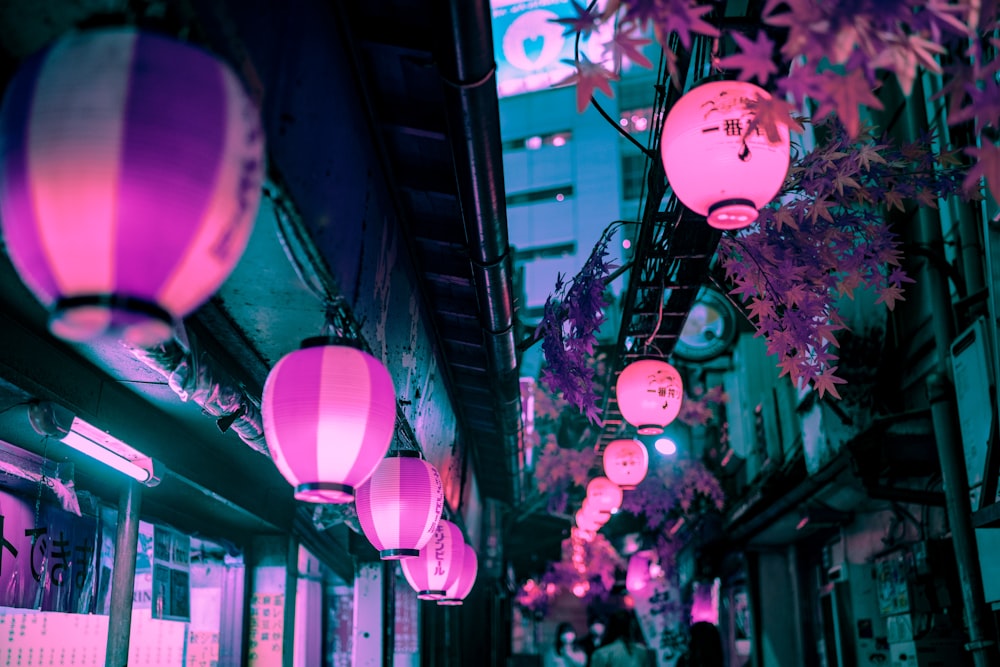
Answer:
[927,373,999,666]
[105,479,142,667]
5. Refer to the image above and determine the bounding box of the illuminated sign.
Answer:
[491,0,617,98]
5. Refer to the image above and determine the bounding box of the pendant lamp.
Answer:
[585,476,623,517]
[660,80,791,230]
[576,507,603,533]
[355,451,444,559]
[603,439,649,490]
[262,339,396,503]
[400,519,465,599]
[616,358,683,435]
[0,27,264,344]
[437,543,478,606]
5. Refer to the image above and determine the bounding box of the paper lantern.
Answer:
[401,519,465,599]
[660,80,790,229]
[586,477,623,516]
[262,341,395,504]
[603,439,649,490]
[626,551,653,593]
[438,543,478,606]
[355,451,444,559]
[580,499,609,526]
[0,28,264,344]
[616,358,683,434]
[576,507,603,533]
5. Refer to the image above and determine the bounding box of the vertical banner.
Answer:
[631,575,685,666]
[0,488,98,612]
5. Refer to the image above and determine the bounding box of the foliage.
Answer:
[535,225,619,422]
[717,121,967,395]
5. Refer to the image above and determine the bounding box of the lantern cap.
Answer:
[51,294,174,346]
[386,449,423,459]
[299,335,362,350]
[707,199,758,230]
[295,482,354,504]
[381,548,419,560]
[417,590,446,600]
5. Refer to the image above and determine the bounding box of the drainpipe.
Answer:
[887,78,999,665]
[436,0,523,503]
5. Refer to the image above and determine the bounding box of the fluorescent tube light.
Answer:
[28,402,156,485]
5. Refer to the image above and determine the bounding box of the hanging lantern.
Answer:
[660,80,791,230]
[625,551,653,593]
[580,499,609,526]
[586,477,623,517]
[576,507,603,533]
[0,28,264,344]
[400,519,465,599]
[262,340,396,504]
[355,451,444,559]
[438,543,478,606]
[603,439,649,490]
[616,358,683,434]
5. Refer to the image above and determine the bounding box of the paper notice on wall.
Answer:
[248,591,285,667]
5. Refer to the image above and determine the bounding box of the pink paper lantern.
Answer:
[576,507,603,533]
[616,358,683,434]
[262,342,395,504]
[660,80,791,230]
[355,451,445,559]
[0,28,264,344]
[586,476,623,516]
[626,551,653,593]
[437,543,478,606]
[580,499,609,526]
[603,439,649,490]
[401,519,465,599]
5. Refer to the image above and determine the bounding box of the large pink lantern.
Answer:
[603,439,649,490]
[586,477,623,517]
[400,519,465,599]
[262,342,396,504]
[355,451,444,559]
[0,28,264,344]
[616,358,683,434]
[660,80,790,230]
[438,543,478,606]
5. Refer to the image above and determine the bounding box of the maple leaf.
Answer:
[559,54,619,113]
[605,26,653,69]
[814,69,884,138]
[655,0,720,49]
[811,366,847,400]
[717,31,778,84]
[963,143,1000,202]
[747,296,778,322]
[551,0,600,37]
[874,283,907,310]
[772,205,800,232]
[869,32,945,96]
[744,95,805,143]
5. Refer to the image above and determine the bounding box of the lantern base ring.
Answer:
[636,424,665,435]
[707,199,758,230]
[416,590,446,600]
[52,294,174,346]
[295,482,354,504]
[381,548,420,560]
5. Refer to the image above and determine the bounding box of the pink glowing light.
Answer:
[262,342,396,503]
[572,581,590,598]
[355,451,444,559]
[690,579,721,624]
[602,439,649,490]
[660,80,791,230]
[585,477,623,516]
[400,519,465,599]
[438,543,478,606]
[625,552,652,593]
[0,28,263,344]
[616,358,683,435]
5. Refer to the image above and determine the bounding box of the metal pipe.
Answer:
[927,373,999,665]
[105,480,142,667]
[437,0,523,503]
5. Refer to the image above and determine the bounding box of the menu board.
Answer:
[248,592,285,667]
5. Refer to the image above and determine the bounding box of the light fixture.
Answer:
[660,80,791,230]
[400,519,465,599]
[27,402,157,485]
[262,338,396,504]
[0,27,264,345]
[354,451,444,559]
[616,358,683,435]
[437,543,478,606]
[602,439,649,490]
[585,477,623,517]
[654,437,677,456]
[673,287,738,362]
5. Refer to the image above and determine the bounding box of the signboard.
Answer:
[0,488,98,613]
[248,591,286,667]
[491,0,617,98]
